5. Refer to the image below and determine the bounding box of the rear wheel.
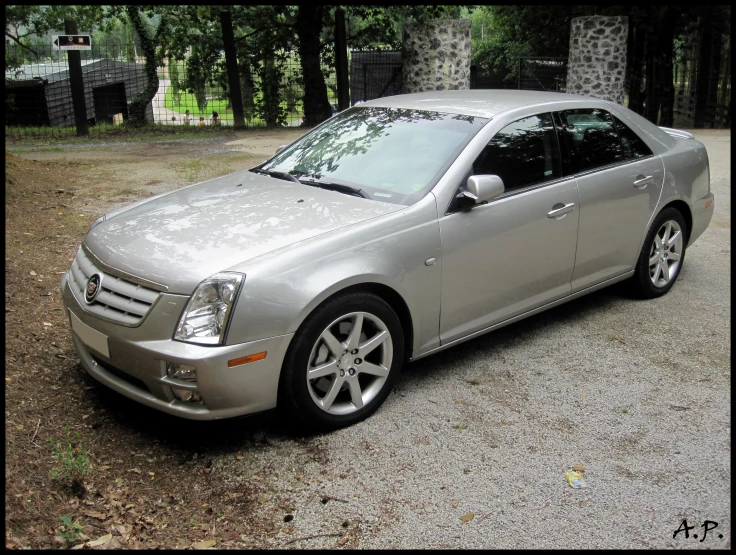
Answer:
[279,292,404,431]
[628,207,688,298]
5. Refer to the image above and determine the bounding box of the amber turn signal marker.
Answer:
[228,352,267,367]
[705,200,713,208]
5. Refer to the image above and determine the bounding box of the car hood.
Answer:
[84,170,403,294]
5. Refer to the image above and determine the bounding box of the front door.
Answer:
[438,112,580,345]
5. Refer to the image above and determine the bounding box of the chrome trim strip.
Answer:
[81,243,169,292]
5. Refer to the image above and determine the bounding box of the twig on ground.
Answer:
[283,532,343,546]
[30,419,41,443]
[320,495,349,504]
[477,510,493,522]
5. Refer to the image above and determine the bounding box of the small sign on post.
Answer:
[52,35,92,50]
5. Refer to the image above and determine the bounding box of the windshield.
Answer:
[259,107,489,206]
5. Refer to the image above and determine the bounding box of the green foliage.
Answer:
[48,426,89,481]
[169,56,182,107]
[58,515,84,544]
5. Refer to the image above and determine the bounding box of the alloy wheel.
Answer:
[306,311,393,416]
[649,220,684,288]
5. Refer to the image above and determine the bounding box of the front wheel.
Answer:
[279,292,404,431]
[628,207,688,298]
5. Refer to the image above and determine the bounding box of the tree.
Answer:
[125,6,169,126]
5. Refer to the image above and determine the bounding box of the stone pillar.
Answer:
[402,19,471,93]
[566,16,628,104]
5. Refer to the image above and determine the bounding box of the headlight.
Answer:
[174,272,244,345]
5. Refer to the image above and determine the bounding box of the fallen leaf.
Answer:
[83,510,106,520]
[521,381,527,386]
[336,537,348,546]
[256,495,266,503]
[108,537,123,549]
[581,392,588,397]
[30,271,37,276]
[460,512,475,522]
[87,533,112,547]
[235,455,244,460]
[572,464,587,472]
[192,539,216,549]
[115,524,127,536]
[71,543,85,550]
[451,502,458,508]
[99,466,111,471]
[454,397,463,403]
[128,468,141,474]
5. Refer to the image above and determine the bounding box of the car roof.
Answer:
[361,89,598,119]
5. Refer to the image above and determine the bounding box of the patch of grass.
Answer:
[58,516,84,544]
[107,187,138,198]
[454,424,469,431]
[49,426,89,482]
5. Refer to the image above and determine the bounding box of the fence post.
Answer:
[518,58,522,90]
[65,20,89,137]
[334,8,350,110]
[219,10,246,130]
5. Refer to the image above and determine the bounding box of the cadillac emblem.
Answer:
[84,274,102,304]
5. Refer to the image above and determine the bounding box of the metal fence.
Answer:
[5,31,339,139]
[349,50,402,104]
[518,57,567,92]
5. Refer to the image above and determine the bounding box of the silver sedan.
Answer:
[61,90,714,430]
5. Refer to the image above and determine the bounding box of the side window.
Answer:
[472,113,561,192]
[559,109,624,173]
[612,115,653,160]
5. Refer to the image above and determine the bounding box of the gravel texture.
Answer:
[8,129,728,549]
[215,130,731,549]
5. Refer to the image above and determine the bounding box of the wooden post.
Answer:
[65,20,89,137]
[334,7,350,110]
[219,10,246,130]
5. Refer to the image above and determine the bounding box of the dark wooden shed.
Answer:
[5,59,153,127]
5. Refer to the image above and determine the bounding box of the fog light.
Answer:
[172,387,203,404]
[166,362,197,382]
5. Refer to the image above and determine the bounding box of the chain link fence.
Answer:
[5,30,339,139]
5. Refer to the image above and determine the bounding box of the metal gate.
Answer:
[349,50,402,104]
[518,57,568,92]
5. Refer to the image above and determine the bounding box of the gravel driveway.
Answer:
[8,129,728,549]
[214,130,730,549]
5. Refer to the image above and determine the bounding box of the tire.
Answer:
[628,207,688,299]
[278,292,404,431]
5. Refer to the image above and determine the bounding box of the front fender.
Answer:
[225,193,443,357]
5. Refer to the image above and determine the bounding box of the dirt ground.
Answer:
[5,128,730,549]
[5,129,309,550]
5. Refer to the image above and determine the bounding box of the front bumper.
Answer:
[688,192,715,246]
[62,272,293,420]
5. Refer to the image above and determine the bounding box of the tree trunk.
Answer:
[643,11,660,123]
[295,5,332,126]
[628,20,647,114]
[219,10,246,130]
[693,11,712,128]
[126,7,161,126]
[658,9,680,127]
[706,28,722,127]
[718,34,731,108]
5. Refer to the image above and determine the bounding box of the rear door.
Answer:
[556,108,664,292]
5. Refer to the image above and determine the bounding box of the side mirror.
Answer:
[456,175,505,208]
[275,144,287,155]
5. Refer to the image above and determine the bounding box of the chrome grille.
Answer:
[68,247,161,326]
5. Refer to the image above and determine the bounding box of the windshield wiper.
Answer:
[298,177,370,199]
[252,168,301,184]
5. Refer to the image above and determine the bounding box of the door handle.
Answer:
[547,202,575,219]
[634,175,654,188]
